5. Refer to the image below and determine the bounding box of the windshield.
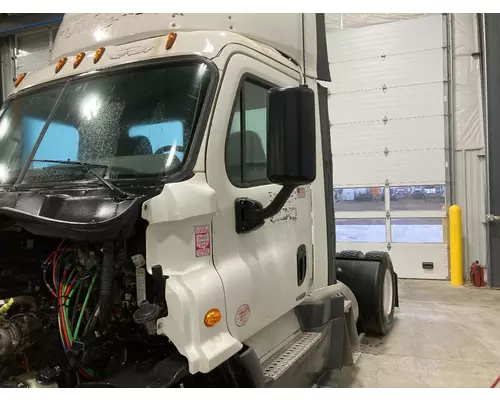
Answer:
[0,60,212,186]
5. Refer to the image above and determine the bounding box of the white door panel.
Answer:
[207,53,310,342]
[327,15,444,63]
[330,83,445,124]
[333,149,446,187]
[331,117,445,155]
[329,49,444,94]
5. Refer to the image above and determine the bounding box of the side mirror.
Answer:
[234,85,316,234]
[267,85,316,185]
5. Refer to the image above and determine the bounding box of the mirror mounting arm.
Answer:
[234,184,296,234]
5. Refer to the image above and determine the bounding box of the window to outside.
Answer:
[390,185,446,211]
[334,187,385,212]
[391,218,444,243]
[0,61,212,186]
[336,218,386,243]
[226,80,270,186]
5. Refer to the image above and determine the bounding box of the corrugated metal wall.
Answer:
[454,149,488,282]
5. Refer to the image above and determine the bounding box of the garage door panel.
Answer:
[329,49,444,94]
[327,15,444,63]
[16,31,51,75]
[330,83,445,124]
[331,117,446,155]
[387,244,448,279]
[333,149,446,187]
[328,15,449,281]
[336,243,448,279]
[16,49,50,73]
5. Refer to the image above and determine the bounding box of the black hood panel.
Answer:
[0,190,144,241]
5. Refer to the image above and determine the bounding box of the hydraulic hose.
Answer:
[99,242,114,326]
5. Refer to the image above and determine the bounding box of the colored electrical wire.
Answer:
[71,282,84,329]
[49,242,98,380]
[74,273,97,341]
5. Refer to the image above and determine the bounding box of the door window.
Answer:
[226,80,270,187]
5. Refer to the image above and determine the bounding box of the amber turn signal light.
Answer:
[204,308,222,327]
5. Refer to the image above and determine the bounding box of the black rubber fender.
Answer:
[336,253,396,336]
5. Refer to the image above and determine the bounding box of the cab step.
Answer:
[262,332,322,381]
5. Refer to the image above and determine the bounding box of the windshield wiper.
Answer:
[31,159,134,200]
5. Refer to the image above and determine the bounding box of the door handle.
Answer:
[297,244,307,287]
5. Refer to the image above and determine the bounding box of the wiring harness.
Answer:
[43,241,98,380]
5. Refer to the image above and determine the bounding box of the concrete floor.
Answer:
[351,279,500,388]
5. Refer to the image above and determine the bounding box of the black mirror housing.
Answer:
[267,86,316,186]
[234,85,317,235]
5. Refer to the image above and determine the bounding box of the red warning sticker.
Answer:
[195,225,211,258]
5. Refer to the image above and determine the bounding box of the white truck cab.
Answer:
[0,14,398,388]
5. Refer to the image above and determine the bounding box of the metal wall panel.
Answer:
[0,38,14,100]
[454,149,488,282]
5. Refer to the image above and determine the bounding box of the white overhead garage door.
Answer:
[1,27,58,98]
[326,15,449,279]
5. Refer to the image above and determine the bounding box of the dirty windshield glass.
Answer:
[0,61,211,186]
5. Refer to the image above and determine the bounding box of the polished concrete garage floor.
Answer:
[351,279,500,388]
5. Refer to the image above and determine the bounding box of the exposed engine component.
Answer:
[0,228,180,388]
[0,314,43,358]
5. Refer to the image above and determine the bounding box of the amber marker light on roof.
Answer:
[94,47,105,64]
[14,73,27,88]
[165,32,177,50]
[55,57,68,74]
[73,52,86,69]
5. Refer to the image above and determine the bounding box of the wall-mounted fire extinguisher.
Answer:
[470,261,485,287]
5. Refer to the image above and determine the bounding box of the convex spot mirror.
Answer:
[267,85,316,186]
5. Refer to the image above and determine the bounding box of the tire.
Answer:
[337,250,364,259]
[336,252,396,337]
[364,251,389,262]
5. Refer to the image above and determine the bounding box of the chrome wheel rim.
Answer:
[382,269,394,317]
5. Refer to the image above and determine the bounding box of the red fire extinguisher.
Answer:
[470,261,485,287]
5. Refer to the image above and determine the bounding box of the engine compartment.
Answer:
[0,223,181,388]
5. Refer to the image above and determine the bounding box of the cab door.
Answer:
[206,53,313,342]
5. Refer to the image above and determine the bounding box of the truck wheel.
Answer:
[336,253,396,337]
[364,251,389,262]
[337,250,364,259]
